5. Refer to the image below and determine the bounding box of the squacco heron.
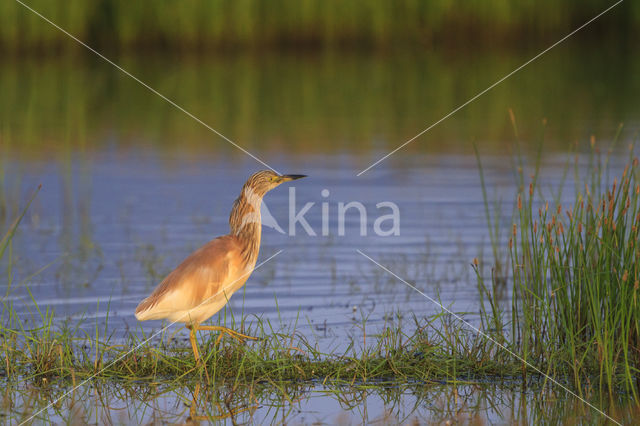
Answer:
[135,170,306,361]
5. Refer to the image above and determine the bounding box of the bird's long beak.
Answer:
[279,174,307,182]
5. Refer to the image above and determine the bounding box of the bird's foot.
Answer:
[215,327,258,346]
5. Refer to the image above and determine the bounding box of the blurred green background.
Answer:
[0,0,636,160]
[1,0,636,52]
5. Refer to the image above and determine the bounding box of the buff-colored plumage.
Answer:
[135,235,245,323]
[134,170,305,361]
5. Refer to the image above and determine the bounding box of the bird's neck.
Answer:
[229,187,263,267]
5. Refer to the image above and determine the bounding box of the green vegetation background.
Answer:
[1,0,636,52]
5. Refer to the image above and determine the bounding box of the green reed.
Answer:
[476,134,640,397]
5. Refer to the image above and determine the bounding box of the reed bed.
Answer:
[476,135,640,398]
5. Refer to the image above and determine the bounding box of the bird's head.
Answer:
[243,170,306,197]
[230,170,306,237]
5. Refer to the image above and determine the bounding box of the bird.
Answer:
[135,170,306,361]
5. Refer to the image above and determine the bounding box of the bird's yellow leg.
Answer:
[187,325,200,362]
[189,383,201,420]
[188,376,256,422]
[194,325,257,345]
[187,325,212,382]
[189,383,255,422]
[189,406,252,422]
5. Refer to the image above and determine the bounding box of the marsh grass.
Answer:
[475,129,640,398]
[0,296,523,388]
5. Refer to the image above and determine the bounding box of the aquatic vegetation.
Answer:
[476,133,640,397]
[0,297,513,385]
[2,304,639,423]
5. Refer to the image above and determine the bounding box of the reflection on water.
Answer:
[1,46,638,159]
[4,378,639,424]
[1,47,639,422]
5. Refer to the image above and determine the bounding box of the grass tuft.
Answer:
[475,134,640,397]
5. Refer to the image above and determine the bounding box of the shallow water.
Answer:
[1,46,638,423]
[0,154,573,341]
[3,151,632,348]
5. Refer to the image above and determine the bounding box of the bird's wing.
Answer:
[135,235,244,320]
